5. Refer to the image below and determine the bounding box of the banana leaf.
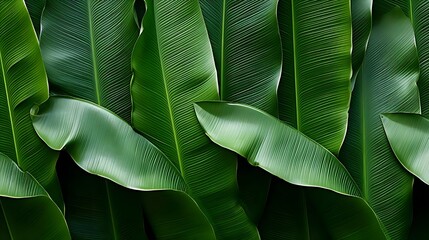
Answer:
[0,153,70,239]
[131,0,258,238]
[195,102,387,239]
[39,0,149,237]
[340,9,420,239]
[0,0,62,208]
[265,0,354,238]
[199,0,282,223]
[31,97,217,239]
[351,0,372,81]
[24,0,46,36]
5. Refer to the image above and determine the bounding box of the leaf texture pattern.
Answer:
[278,0,352,154]
[40,0,138,122]
[0,153,70,240]
[199,0,282,223]
[131,0,259,238]
[0,0,62,208]
[32,97,217,239]
[340,9,420,240]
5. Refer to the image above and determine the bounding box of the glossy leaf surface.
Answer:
[0,153,70,240]
[31,97,216,239]
[199,0,282,223]
[278,0,352,154]
[131,0,258,238]
[195,102,359,196]
[0,0,62,207]
[351,0,372,77]
[382,113,429,185]
[25,0,46,36]
[340,9,420,239]
[195,102,388,239]
[40,1,144,237]
[40,0,138,122]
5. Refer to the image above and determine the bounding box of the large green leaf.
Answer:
[412,1,429,117]
[195,102,359,196]
[381,113,429,185]
[40,0,138,122]
[195,102,387,239]
[24,0,46,36]
[0,153,70,239]
[131,0,258,238]
[267,0,354,238]
[199,0,281,115]
[199,0,282,223]
[277,0,352,154]
[339,9,420,240]
[39,1,145,238]
[0,0,62,208]
[381,113,429,238]
[31,97,216,239]
[351,0,372,78]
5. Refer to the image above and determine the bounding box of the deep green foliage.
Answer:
[1,0,429,239]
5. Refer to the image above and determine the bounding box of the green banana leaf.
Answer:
[351,0,372,80]
[277,0,351,154]
[195,102,358,196]
[131,0,258,238]
[40,0,137,122]
[0,153,70,239]
[199,0,281,115]
[31,97,216,239]
[24,0,46,36]
[412,1,429,116]
[339,9,420,240]
[372,1,429,118]
[381,113,429,185]
[381,113,429,239]
[199,0,282,223]
[39,1,147,238]
[194,102,387,239]
[265,0,354,238]
[0,0,62,208]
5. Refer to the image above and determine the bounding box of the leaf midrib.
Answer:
[219,0,227,99]
[360,72,369,199]
[0,51,20,165]
[291,0,300,129]
[150,4,185,177]
[87,3,119,238]
[87,0,102,105]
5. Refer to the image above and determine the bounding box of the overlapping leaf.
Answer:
[31,97,216,239]
[24,0,46,36]
[131,0,258,238]
[340,9,420,239]
[195,102,387,239]
[263,0,355,238]
[40,0,138,122]
[0,153,70,240]
[199,0,282,223]
[39,1,147,237]
[0,0,62,208]
[351,0,372,79]
[278,0,352,154]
